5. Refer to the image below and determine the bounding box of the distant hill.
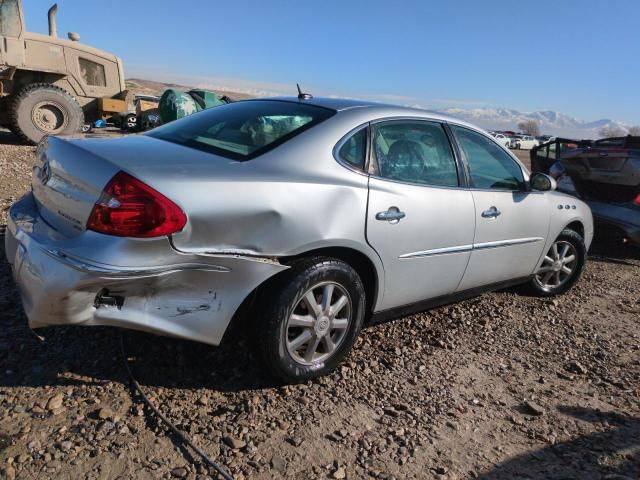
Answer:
[125,78,254,101]
[126,78,632,139]
[436,107,631,139]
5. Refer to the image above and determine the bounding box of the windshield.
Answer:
[147,100,336,160]
[0,0,22,37]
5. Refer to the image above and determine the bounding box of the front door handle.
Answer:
[481,206,501,218]
[376,207,406,223]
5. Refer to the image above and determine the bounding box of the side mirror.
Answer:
[530,172,556,192]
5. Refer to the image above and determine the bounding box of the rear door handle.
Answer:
[376,207,406,223]
[481,206,501,218]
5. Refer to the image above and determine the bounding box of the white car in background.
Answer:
[514,135,539,150]
[493,133,511,148]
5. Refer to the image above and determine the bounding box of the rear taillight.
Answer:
[634,193,640,206]
[87,171,186,238]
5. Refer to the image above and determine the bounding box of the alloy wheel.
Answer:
[285,282,352,366]
[534,240,577,290]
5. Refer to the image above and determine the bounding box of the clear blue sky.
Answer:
[23,0,639,123]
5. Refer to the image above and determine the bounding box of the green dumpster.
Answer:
[158,89,201,123]
[187,89,229,110]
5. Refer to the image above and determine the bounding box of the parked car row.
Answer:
[488,131,556,150]
[489,131,541,150]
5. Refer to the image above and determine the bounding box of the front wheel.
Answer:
[255,257,366,382]
[528,229,586,296]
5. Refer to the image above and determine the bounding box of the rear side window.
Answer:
[148,100,335,160]
[337,128,367,170]
[452,126,525,190]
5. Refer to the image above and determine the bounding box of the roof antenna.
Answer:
[297,83,313,100]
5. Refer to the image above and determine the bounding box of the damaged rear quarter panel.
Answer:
[164,116,379,258]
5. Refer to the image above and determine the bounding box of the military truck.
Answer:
[0,0,126,143]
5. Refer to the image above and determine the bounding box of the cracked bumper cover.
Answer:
[5,194,288,345]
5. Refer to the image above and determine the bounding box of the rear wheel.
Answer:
[9,83,84,144]
[255,257,365,382]
[528,229,586,296]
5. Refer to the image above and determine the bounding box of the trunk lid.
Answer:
[31,135,238,238]
[32,137,119,237]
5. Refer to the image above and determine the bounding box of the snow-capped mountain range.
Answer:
[436,107,631,139]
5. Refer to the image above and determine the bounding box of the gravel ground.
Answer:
[0,130,638,480]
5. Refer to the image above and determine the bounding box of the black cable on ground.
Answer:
[119,332,234,480]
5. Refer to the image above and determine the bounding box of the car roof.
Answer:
[260,96,473,126]
[267,96,382,111]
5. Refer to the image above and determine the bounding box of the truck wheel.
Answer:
[9,83,84,144]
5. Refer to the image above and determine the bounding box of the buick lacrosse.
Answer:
[5,96,593,381]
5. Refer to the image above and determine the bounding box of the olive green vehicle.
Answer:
[0,0,125,143]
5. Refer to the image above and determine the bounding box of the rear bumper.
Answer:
[5,193,288,345]
[589,200,640,245]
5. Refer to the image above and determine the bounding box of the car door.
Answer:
[450,125,550,290]
[364,120,476,310]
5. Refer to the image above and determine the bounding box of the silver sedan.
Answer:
[5,96,593,381]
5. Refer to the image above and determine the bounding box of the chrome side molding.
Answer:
[400,237,544,259]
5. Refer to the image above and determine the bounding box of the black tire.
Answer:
[5,124,23,139]
[527,228,586,296]
[254,257,366,382]
[124,114,137,130]
[9,83,85,144]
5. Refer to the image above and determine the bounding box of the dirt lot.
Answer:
[0,131,638,480]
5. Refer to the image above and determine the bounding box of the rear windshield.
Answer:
[147,100,336,160]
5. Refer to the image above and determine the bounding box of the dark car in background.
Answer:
[531,136,640,245]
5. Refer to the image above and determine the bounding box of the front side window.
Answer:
[452,126,525,190]
[371,121,458,187]
[0,0,21,36]
[337,127,367,170]
[148,100,335,160]
[79,58,106,87]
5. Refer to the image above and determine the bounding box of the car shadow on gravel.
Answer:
[0,321,284,392]
[0,129,29,146]
[478,406,639,480]
[589,236,640,264]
